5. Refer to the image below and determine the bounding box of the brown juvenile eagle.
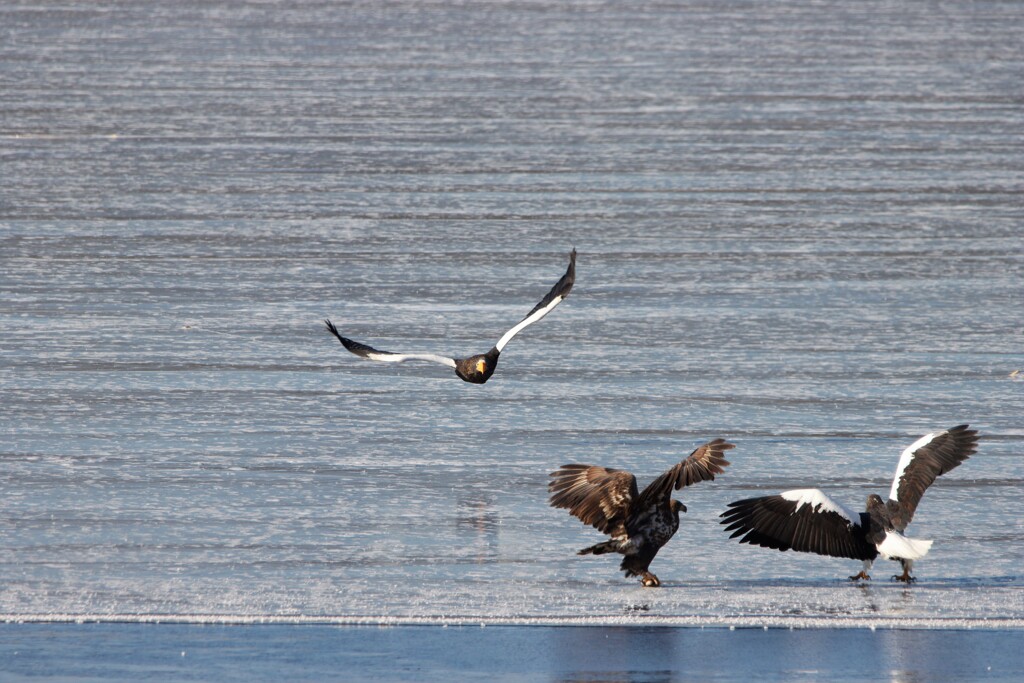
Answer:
[324,249,575,384]
[549,439,735,587]
[720,424,978,582]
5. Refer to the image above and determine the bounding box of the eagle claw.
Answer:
[641,573,661,588]
[848,571,871,581]
[892,573,916,583]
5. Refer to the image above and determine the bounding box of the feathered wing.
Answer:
[886,424,978,530]
[324,319,456,368]
[494,249,576,352]
[548,464,638,536]
[633,438,735,510]
[720,489,876,560]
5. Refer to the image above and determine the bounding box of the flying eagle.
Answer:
[325,249,575,384]
[549,439,735,587]
[720,425,978,582]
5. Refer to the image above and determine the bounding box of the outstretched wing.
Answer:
[720,489,876,560]
[494,249,576,352]
[634,438,735,510]
[886,424,978,530]
[548,463,638,536]
[324,320,456,368]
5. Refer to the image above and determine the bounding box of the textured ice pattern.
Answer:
[2,1,1023,629]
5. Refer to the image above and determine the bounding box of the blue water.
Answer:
[2,624,1023,682]
[2,0,1022,646]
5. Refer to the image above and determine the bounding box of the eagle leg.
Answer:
[849,560,874,581]
[892,569,916,583]
[892,559,916,582]
[640,572,661,588]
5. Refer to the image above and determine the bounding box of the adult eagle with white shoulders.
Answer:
[325,249,575,384]
[720,425,978,582]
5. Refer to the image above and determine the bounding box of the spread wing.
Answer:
[886,424,978,530]
[720,489,876,560]
[324,320,456,368]
[494,249,576,352]
[634,438,735,510]
[548,463,638,536]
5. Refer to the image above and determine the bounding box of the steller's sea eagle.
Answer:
[325,249,575,384]
[549,439,734,587]
[720,425,978,582]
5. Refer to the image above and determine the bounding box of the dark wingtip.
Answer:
[721,499,748,513]
[951,423,980,457]
[324,319,361,354]
[710,438,736,470]
[561,248,576,294]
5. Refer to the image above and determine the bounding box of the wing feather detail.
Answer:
[548,464,638,536]
[887,424,978,529]
[720,490,876,560]
[324,320,456,368]
[494,249,576,352]
[635,438,734,509]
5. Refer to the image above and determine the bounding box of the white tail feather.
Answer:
[877,531,932,560]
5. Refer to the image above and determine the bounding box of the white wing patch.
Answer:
[365,352,456,367]
[780,489,858,525]
[888,430,941,502]
[877,530,933,560]
[494,295,566,352]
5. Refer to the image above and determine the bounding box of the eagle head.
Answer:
[866,493,885,510]
[672,499,687,514]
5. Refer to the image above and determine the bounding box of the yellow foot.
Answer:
[892,573,916,583]
[849,571,871,581]
[641,573,661,588]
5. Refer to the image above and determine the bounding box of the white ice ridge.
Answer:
[780,489,856,523]
[3,613,1023,630]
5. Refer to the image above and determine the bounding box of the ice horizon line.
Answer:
[3,613,1023,630]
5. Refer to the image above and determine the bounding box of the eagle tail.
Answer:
[877,531,932,560]
[578,541,618,556]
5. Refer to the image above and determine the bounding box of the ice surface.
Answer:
[2,0,1023,634]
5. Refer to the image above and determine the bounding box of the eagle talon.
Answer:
[892,573,916,583]
[641,573,661,588]
[849,571,871,581]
